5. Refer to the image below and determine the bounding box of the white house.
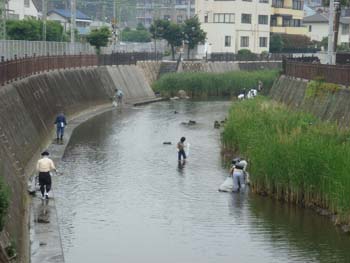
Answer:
[196,0,271,54]
[47,9,92,35]
[7,0,39,20]
[304,13,350,44]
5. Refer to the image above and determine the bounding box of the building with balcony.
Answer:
[136,0,195,27]
[271,0,307,35]
[196,0,271,54]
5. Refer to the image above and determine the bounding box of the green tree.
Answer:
[6,19,66,41]
[136,22,146,31]
[269,33,284,53]
[121,26,151,42]
[182,16,206,59]
[87,26,110,53]
[163,23,183,60]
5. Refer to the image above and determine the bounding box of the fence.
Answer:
[0,40,95,60]
[100,41,167,54]
[0,52,161,86]
[284,60,350,86]
[208,52,288,62]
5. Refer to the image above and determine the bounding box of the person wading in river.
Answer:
[36,151,56,200]
[177,137,187,162]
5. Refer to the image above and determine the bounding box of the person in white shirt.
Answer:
[36,151,56,199]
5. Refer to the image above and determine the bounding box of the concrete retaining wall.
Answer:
[270,75,350,127]
[0,65,155,262]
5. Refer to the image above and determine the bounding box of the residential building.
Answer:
[270,0,307,35]
[47,9,92,35]
[304,13,350,44]
[136,0,195,27]
[196,0,271,54]
[7,0,39,20]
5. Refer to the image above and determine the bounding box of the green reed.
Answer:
[222,97,350,224]
[152,70,279,98]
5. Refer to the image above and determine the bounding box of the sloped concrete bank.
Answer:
[0,65,156,262]
[270,75,350,127]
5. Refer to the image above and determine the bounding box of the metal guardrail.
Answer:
[0,52,161,86]
[284,61,350,86]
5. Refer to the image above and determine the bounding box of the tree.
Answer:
[163,23,183,60]
[269,33,283,53]
[121,25,151,42]
[6,19,66,41]
[87,26,110,53]
[182,16,206,59]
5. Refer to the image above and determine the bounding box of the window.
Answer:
[258,15,268,25]
[177,15,183,23]
[342,24,349,35]
[243,0,252,2]
[282,17,292,27]
[292,0,303,10]
[270,16,277,26]
[259,37,267,47]
[163,15,171,20]
[225,36,231,47]
[308,25,312,32]
[204,15,208,23]
[241,14,251,24]
[213,13,235,23]
[24,0,30,7]
[272,0,283,8]
[259,0,269,3]
[240,36,249,47]
[292,19,301,27]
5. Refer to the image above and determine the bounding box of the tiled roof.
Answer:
[48,9,91,21]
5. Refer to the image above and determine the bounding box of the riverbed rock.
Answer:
[214,121,220,128]
[163,142,172,145]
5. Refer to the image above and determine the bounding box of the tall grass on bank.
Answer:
[222,97,350,224]
[152,70,279,98]
[0,176,9,231]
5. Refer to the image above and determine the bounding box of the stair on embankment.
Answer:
[157,61,178,78]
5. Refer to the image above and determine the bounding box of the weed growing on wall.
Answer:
[305,80,340,100]
[222,97,350,224]
[152,70,279,98]
[0,176,9,231]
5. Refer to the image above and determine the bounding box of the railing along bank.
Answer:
[284,61,350,86]
[0,52,161,86]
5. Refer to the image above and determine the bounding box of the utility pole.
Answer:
[112,0,116,50]
[70,0,76,53]
[327,0,335,64]
[42,0,47,41]
[0,0,6,40]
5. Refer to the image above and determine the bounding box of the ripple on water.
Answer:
[54,101,350,263]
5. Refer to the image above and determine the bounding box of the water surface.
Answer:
[55,101,350,263]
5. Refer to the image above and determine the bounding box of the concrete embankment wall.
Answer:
[270,75,350,127]
[0,65,155,261]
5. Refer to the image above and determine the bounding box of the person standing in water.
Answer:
[54,112,67,143]
[36,151,56,199]
[177,137,187,162]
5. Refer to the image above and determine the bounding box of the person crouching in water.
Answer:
[177,137,187,162]
[230,161,245,192]
[36,151,56,199]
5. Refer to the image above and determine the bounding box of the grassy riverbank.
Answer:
[152,70,278,98]
[222,97,350,224]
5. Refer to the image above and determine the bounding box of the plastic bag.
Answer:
[218,176,234,192]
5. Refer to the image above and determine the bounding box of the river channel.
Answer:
[54,100,350,263]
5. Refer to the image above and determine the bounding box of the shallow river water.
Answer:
[55,100,350,263]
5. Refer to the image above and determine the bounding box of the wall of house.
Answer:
[8,0,39,19]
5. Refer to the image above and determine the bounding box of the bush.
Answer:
[222,97,350,224]
[152,70,279,98]
[237,49,258,60]
[0,176,9,231]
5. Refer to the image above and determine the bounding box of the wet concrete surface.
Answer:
[54,100,350,263]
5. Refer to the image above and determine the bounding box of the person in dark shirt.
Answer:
[54,112,67,143]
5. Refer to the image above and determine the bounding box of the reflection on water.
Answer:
[54,101,350,263]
